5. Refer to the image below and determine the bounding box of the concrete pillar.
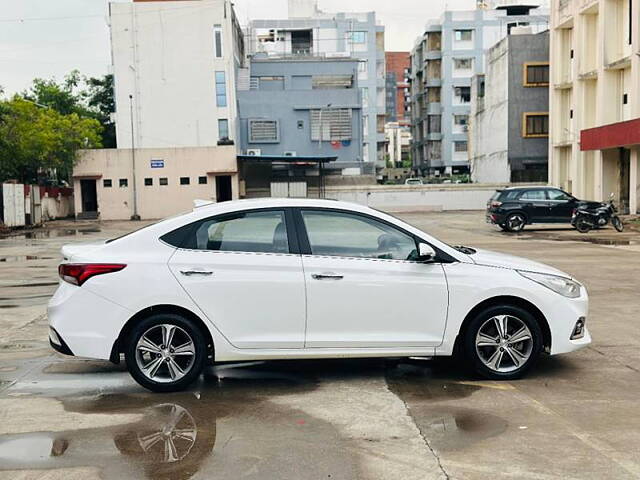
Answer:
[593,150,603,201]
[630,148,639,214]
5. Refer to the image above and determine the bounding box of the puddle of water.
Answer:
[416,407,508,451]
[521,234,638,246]
[44,361,126,375]
[0,255,54,262]
[0,362,362,480]
[5,282,58,288]
[1,228,102,240]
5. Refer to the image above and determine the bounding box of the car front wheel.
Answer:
[464,305,543,380]
[125,314,207,392]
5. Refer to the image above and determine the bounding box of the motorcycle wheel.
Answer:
[612,216,624,232]
[575,217,592,233]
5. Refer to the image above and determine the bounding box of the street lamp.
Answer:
[129,94,140,221]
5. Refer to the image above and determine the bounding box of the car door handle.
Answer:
[312,273,344,280]
[180,269,213,276]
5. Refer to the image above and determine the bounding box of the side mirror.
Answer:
[418,243,436,262]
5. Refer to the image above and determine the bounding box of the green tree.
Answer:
[0,97,103,184]
[22,71,116,148]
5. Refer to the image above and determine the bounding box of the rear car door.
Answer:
[518,189,550,222]
[297,208,449,348]
[167,209,306,349]
[546,188,577,222]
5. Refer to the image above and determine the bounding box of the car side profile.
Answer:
[486,186,602,232]
[48,198,591,392]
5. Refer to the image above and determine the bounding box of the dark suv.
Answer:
[486,187,600,232]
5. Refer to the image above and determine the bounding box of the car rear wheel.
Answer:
[463,305,542,380]
[125,314,207,392]
[504,213,526,232]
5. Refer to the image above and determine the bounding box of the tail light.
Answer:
[490,201,502,208]
[58,263,126,286]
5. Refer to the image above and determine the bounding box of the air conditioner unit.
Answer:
[246,149,262,156]
[284,151,297,157]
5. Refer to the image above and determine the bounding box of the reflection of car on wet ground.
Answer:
[486,186,603,232]
[48,198,591,392]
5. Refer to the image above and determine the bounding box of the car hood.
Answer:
[468,248,571,278]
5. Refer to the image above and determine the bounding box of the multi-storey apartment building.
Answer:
[246,0,385,174]
[110,0,245,149]
[237,56,363,166]
[409,3,549,176]
[385,52,410,125]
[470,31,550,183]
[549,0,639,213]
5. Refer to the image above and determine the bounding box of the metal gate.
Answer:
[1,183,26,227]
[270,182,308,198]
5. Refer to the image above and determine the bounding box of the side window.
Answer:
[547,189,572,201]
[301,210,417,261]
[163,210,289,254]
[520,190,547,201]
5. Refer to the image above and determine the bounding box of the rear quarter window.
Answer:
[498,190,520,201]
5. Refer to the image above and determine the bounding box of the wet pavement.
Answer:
[1,213,640,479]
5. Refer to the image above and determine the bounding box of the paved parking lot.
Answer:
[1,211,639,480]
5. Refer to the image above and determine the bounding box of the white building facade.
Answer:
[110,0,245,149]
[410,4,549,176]
[549,0,639,213]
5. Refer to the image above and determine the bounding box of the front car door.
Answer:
[518,189,550,222]
[167,208,306,349]
[546,188,577,222]
[296,208,449,348]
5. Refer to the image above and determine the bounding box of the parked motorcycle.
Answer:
[571,193,624,233]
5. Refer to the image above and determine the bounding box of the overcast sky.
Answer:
[0,0,474,95]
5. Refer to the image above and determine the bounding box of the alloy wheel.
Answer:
[475,315,533,373]
[136,403,197,463]
[506,214,525,232]
[135,324,196,383]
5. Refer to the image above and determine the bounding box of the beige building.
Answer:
[549,0,639,213]
[73,146,239,220]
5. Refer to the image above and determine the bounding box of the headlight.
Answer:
[518,271,581,298]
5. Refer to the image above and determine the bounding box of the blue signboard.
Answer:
[150,159,164,168]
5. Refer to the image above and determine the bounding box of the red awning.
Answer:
[580,118,640,151]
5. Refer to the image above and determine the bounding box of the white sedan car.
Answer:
[48,199,590,392]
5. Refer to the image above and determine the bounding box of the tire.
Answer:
[125,313,207,393]
[463,305,543,380]
[498,224,509,232]
[504,213,526,233]
[612,216,624,232]
[575,216,592,233]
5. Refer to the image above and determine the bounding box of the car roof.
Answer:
[193,197,360,213]
[498,186,557,192]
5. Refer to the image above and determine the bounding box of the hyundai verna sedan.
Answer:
[48,199,591,392]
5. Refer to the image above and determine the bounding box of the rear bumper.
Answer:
[49,327,74,356]
[486,211,507,225]
[48,281,132,360]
